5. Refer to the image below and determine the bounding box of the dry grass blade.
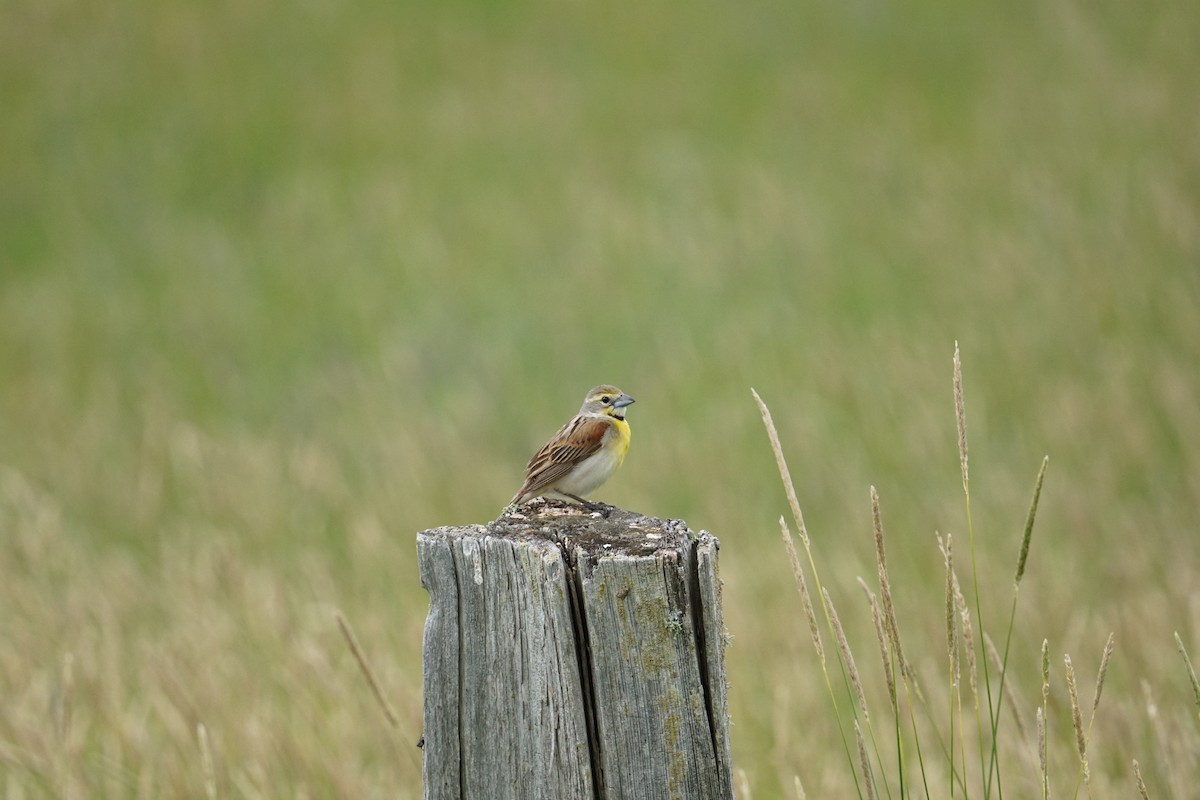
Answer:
[824,587,868,724]
[793,774,808,800]
[197,723,218,800]
[1133,759,1149,800]
[752,388,809,546]
[1015,456,1049,587]
[336,611,400,727]
[1174,632,1200,721]
[781,516,824,665]
[1065,654,1090,789]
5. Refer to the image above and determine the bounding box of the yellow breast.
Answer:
[610,418,631,464]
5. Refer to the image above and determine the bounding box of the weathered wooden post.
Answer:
[418,499,734,800]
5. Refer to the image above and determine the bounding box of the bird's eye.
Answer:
[601,396,612,405]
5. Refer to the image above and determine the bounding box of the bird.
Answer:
[509,384,635,511]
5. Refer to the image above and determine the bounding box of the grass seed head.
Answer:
[942,532,959,688]
[1065,654,1090,785]
[780,516,824,665]
[1133,759,1149,800]
[1041,639,1051,707]
[854,720,877,800]
[871,487,911,685]
[825,587,868,724]
[1091,633,1115,720]
[858,579,896,709]
[1015,455,1049,587]
[753,389,809,547]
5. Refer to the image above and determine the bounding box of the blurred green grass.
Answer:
[2,0,1198,795]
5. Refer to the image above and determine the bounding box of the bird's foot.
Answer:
[561,493,611,517]
[582,500,613,518]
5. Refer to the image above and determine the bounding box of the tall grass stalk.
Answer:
[778,515,861,794]
[857,578,896,714]
[758,390,863,797]
[827,586,894,798]
[1174,633,1200,724]
[759,390,906,799]
[983,634,1032,758]
[826,587,870,729]
[859,576,906,797]
[753,354,1173,797]
[957,582,982,796]
[780,518,824,668]
[942,533,963,797]
[1069,635,1115,799]
[1036,708,1047,800]
[986,456,1049,794]
[955,343,1001,800]
[1064,654,1090,797]
[336,611,400,728]
[871,487,932,798]
[871,488,913,691]
[1140,679,1173,798]
[952,568,978,713]
[762,382,1021,800]
[1040,640,1050,800]
[1088,634,1116,729]
[855,721,879,800]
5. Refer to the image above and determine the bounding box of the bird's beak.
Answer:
[613,394,635,408]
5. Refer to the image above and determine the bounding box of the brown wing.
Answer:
[513,415,611,502]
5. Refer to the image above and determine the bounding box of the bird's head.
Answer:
[580,385,636,420]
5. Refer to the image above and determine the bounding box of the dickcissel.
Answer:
[509,384,635,510]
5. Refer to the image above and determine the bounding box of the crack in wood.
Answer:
[686,538,721,784]
[558,534,607,800]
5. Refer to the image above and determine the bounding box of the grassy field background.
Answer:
[2,0,1198,796]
